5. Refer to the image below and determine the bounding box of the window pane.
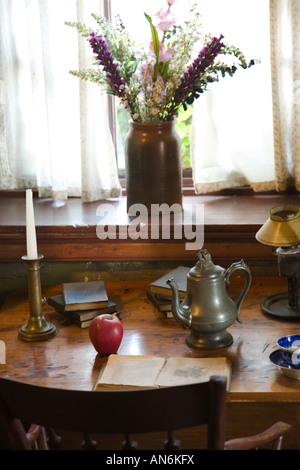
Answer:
[110,0,270,173]
[111,0,195,169]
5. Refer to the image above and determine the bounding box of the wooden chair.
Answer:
[0,375,291,450]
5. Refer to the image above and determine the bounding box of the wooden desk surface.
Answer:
[1,276,300,400]
[1,275,300,449]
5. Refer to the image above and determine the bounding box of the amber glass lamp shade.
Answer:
[255,205,300,247]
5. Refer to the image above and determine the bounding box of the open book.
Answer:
[95,355,231,391]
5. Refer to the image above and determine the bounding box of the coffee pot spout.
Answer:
[167,278,192,329]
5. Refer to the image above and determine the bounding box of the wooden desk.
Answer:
[1,276,300,449]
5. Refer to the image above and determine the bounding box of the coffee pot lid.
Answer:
[189,249,224,279]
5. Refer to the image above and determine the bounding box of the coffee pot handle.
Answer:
[225,260,252,323]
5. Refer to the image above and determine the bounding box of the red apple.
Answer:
[89,314,123,356]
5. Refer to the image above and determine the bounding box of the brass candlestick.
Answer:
[18,255,57,341]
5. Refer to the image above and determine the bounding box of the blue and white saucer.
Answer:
[269,349,300,380]
[277,334,300,353]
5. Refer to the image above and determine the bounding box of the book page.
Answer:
[96,355,166,389]
[155,357,230,387]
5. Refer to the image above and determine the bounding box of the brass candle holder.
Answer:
[18,255,57,341]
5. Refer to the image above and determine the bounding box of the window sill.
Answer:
[0,193,299,262]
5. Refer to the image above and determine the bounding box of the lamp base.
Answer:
[261,292,300,319]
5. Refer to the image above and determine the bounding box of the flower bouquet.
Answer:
[66,0,256,123]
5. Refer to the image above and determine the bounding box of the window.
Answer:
[108,0,276,193]
[0,0,299,200]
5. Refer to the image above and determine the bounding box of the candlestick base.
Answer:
[18,255,57,342]
[18,320,57,342]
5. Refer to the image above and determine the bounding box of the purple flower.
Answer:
[89,32,126,97]
[165,35,225,119]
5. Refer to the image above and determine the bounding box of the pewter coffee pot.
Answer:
[167,249,251,349]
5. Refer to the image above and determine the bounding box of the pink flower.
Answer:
[159,44,174,62]
[150,40,174,62]
[167,0,178,5]
[154,7,176,32]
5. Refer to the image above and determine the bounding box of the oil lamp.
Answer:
[255,205,300,319]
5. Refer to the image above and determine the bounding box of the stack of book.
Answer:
[48,280,118,328]
[147,266,189,318]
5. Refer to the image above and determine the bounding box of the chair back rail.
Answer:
[0,375,292,450]
[0,375,227,450]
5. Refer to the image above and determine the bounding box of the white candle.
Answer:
[26,189,38,259]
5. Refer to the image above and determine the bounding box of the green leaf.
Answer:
[159,61,170,81]
[144,12,159,81]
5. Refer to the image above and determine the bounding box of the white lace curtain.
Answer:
[191,0,300,193]
[0,0,121,201]
[1,0,299,199]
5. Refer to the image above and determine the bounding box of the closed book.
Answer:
[70,301,118,323]
[62,280,108,311]
[72,318,95,329]
[48,294,66,313]
[48,295,117,323]
[148,266,189,299]
[146,288,173,317]
[73,309,120,329]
